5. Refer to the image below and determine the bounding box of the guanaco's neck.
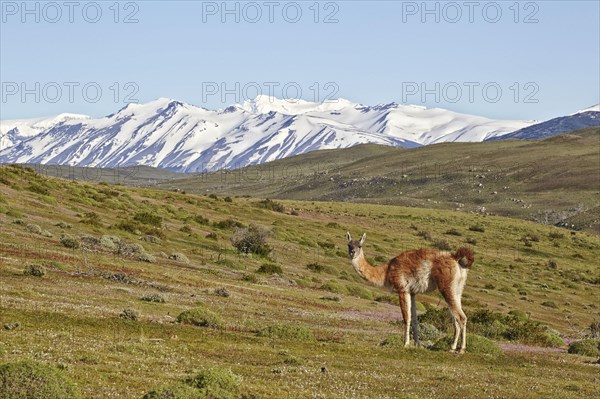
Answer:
[351,251,388,287]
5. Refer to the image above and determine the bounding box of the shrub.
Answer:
[536,332,564,348]
[169,252,190,264]
[346,284,373,300]
[568,338,600,357]
[410,322,443,343]
[466,237,477,245]
[224,196,233,203]
[256,198,285,213]
[231,224,271,256]
[445,228,462,236]
[134,212,163,227]
[115,221,142,235]
[142,382,200,399]
[138,252,156,263]
[242,274,259,283]
[306,263,338,275]
[378,335,404,347]
[81,211,101,226]
[213,218,243,229]
[431,334,502,355]
[418,307,453,332]
[257,324,314,341]
[547,259,558,269]
[120,243,145,255]
[432,239,452,251]
[4,322,20,331]
[306,263,325,273]
[416,230,431,240]
[214,287,231,297]
[60,234,80,249]
[26,223,42,234]
[99,235,119,250]
[27,183,49,195]
[541,301,558,309]
[119,309,139,321]
[194,215,210,225]
[321,281,348,295]
[141,235,162,245]
[206,232,218,240]
[256,263,282,275]
[469,224,486,233]
[177,308,223,328]
[180,225,193,233]
[548,231,564,239]
[0,360,82,399]
[23,264,46,277]
[185,368,241,397]
[141,294,165,303]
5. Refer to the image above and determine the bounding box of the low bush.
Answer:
[100,235,120,250]
[321,281,348,295]
[213,218,243,230]
[469,224,486,233]
[541,301,558,309]
[257,324,314,341]
[60,234,80,249]
[346,284,373,300]
[119,309,139,321]
[81,211,102,226]
[568,338,600,357]
[256,198,285,213]
[138,252,156,263]
[431,334,502,355]
[177,308,223,329]
[194,215,210,225]
[141,294,165,303]
[214,287,231,298]
[432,239,452,251]
[185,367,241,398]
[445,228,462,236]
[206,232,218,240]
[141,235,162,245]
[256,263,282,275]
[0,360,82,399]
[142,382,200,399]
[378,335,404,348]
[410,322,443,343]
[169,252,190,264]
[23,264,46,277]
[26,223,42,234]
[231,224,271,256]
[134,212,163,227]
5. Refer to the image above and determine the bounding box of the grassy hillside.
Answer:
[156,127,600,233]
[0,165,599,398]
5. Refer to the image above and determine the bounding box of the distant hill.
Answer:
[154,127,600,233]
[487,108,599,141]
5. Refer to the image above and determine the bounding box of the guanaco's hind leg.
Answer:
[410,293,420,347]
[398,291,411,347]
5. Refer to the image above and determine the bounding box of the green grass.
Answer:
[0,163,598,398]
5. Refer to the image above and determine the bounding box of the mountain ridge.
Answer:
[0,97,533,172]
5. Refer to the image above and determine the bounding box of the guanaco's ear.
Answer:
[359,233,366,245]
[346,232,352,242]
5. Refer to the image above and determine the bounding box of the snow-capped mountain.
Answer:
[486,105,600,141]
[0,96,533,172]
[0,113,90,150]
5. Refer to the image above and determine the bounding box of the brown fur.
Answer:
[347,232,474,353]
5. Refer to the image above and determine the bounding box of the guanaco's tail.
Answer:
[453,247,474,268]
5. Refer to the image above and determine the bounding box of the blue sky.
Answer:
[1,0,598,120]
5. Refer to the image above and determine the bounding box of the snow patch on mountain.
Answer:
[0,97,533,172]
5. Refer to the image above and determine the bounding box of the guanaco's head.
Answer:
[346,232,366,260]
